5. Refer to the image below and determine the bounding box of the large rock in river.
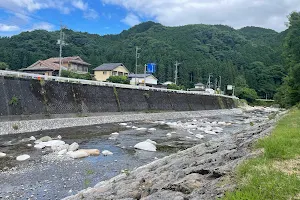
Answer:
[69,150,89,159]
[78,149,100,156]
[39,136,52,142]
[68,142,79,152]
[16,154,30,161]
[0,152,6,158]
[134,141,156,152]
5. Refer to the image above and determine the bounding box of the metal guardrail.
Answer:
[0,70,238,99]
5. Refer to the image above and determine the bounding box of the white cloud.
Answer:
[0,23,20,32]
[30,22,54,31]
[101,0,300,31]
[72,0,88,11]
[84,9,99,19]
[121,13,141,26]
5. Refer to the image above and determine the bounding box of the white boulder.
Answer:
[39,136,52,142]
[0,152,6,158]
[166,133,172,137]
[148,128,156,131]
[69,142,79,151]
[131,126,138,129]
[119,123,127,126]
[136,127,147,131]
[69,151,89,159]
[195,134,204,139]
[134,141,156,152]
[44,140,65,147]
[145,139,157,145]
[29,136,36,141]
[205,130,217,135]
[78,149,100,156]
[58,149,68,155]
[111,132,119,136]
[16,154,30,161]
[34,143,46,149]
[27,144,32,147]
[57,135,62,139]
[102,150,113,156]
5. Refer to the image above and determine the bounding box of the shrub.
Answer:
[61,70,92,80]
[235,87,258,103]
[167,84,186,90]
[106,76,129,84]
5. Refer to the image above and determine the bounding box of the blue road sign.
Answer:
[147,63,156,73]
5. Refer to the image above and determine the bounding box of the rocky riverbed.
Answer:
[0,107,281,200]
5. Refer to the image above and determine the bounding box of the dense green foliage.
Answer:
[106,76,129,84]
[0,21,286,98]
[167,84,185,90]
[61,70,92,80]
[0,62,9,70]
[275,12,300,107]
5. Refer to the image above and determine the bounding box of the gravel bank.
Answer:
[0,109,242,135]
[64,109,283,200]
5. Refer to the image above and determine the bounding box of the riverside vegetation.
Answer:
[223,108,300,200]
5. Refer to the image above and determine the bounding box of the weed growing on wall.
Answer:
[9,96,19,106]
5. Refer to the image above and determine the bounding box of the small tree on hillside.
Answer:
[0,62,9,70]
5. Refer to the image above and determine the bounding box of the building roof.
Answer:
[20,56,90,71]
[195,82,205,86]
[45,56,91,66]
[93,63,125,71]
[20,60,60,71]
[128,74,158,80]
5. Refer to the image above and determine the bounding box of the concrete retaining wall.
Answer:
[0,76,237,118]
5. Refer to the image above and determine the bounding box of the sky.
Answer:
[0,0,300,36]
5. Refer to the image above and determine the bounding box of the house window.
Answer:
[103,71,107,75]
[113,71,117,76]
[118,72,123,76]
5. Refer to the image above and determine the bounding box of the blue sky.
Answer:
[0,0,300,36]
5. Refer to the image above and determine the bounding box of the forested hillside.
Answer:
[0,21,286,98]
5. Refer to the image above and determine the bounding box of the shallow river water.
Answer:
[0,109,272,200]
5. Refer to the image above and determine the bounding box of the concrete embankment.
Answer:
[64,108,283,200]
[0,76,236,120]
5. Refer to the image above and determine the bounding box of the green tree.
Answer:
[61,70,92,80]
[106,76,129,84]
[236,87,258,103]
[167,84,186,90]
[275,12,300,107]
[0,62,9,70]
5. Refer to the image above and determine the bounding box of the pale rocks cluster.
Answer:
[0,135,114,162]
[154,119,232,139]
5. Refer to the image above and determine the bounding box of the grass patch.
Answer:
[223,109,300,200]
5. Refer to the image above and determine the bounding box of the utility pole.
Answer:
[135,46,141,85]
[207,73,212,89]
[174,61,180,85]
[58,24,66,77]
[219,76,222,90]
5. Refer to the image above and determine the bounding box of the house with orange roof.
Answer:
[20,56,91,76]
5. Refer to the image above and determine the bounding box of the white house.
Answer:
[128,74,158,86]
